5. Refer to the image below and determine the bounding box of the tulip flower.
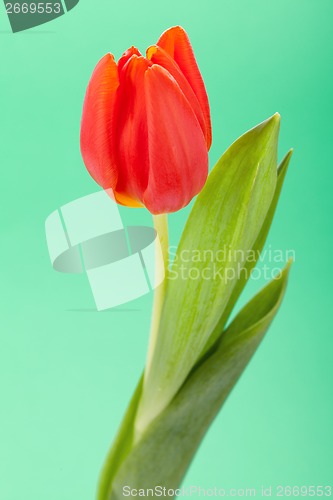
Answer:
[80,26,212,214]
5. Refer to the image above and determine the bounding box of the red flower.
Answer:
[80,26,212,214]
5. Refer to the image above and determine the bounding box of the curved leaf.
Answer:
[137,114,280,433]
[203,148,293,354]
[109,263,291,495]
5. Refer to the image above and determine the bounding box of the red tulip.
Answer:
[80,26,212,214]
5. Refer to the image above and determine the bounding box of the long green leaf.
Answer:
[97,151,292,500]
[97,378,143,500]
[109,262,291,496]
[137,114,280,433]
[202,148,293,354]
[97,122,291,499]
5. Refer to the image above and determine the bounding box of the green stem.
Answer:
[145,213,169,378]
[97,215,169,496]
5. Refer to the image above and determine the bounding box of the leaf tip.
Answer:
[275,258,293,283]
[283,148,294,165]
[286,256,294,268]
[255,112,280,150]
[266,111,281,132]
[277,149,293,179]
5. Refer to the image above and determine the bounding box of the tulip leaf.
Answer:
[108,262,291,496]
[97,378,143,500]
[97,151,292,500]
[202,148,293,354]
[137,114,280,433]
[97,120,292,500]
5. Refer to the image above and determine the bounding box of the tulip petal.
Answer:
[146,45,206,141]
[114,55,151,204]
[143,64,208,214]
[80,54,119,190]
[157,26,212,149]
[118,46,142,74]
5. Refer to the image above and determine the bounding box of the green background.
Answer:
[0,0,332,498]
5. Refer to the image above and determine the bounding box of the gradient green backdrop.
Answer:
[1,1,332,498]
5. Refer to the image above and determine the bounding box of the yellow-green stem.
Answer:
[144,213,169,379]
